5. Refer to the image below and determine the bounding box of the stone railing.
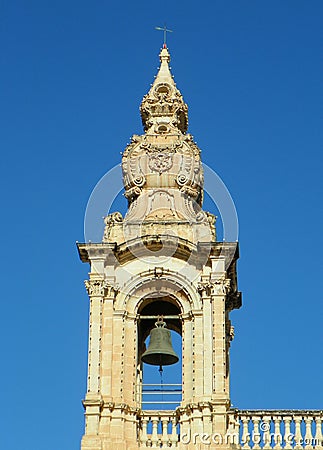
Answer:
[137,409,322,448]
[229,410,323,449]
[138,410,179,448]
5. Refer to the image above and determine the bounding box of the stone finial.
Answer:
[140,46,188,134]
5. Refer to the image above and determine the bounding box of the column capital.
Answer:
[84,279,118,298]
[197,277,231,297]
[84,279,105,296]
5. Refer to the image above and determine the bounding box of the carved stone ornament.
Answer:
[142,141,180,153]
[148,152,173,173]
[213,278,231,295]
[84,279,118,298]
[84,279,105,296]
[139,48,189,134]
[103,211,123,242]
[197,282,213,297]
[198,278,231,296]
[105,283,118,298]
[104,211,123,225]
[229,325,235,341]
[176,173,188,186]
[133,175,145,187]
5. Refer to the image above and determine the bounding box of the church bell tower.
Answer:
[77,45,241,449]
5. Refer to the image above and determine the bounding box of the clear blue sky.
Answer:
[1,1,322,449]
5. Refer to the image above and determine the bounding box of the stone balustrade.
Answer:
[229,410,323,449]
[138,409,322,448]
[138,410,179,448]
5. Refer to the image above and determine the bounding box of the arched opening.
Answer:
[137,296,182,410]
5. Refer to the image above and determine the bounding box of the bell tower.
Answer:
[77,46,241,449]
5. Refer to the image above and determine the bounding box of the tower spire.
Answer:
[140,46,188,134]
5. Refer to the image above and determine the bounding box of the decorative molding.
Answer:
[82,397,104,409]
[226,320,235,342]
[197,278,231,297]
[101,402,139,415]
[104,211,123,225]
[103,212,123,243]
[197,282,213,297]
[84,279,118,298]
[154,267,164,278]
[148,151,173,173]
[213,278,231,295]
[84,279,105,296]
[104,283,118,299]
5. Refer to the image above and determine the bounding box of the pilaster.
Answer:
[100,285,116,400]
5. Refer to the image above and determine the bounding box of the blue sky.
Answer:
[1,1,322,449]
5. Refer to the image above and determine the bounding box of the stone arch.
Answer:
[115,269,201,315]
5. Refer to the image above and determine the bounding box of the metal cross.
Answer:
[155,25,173,46]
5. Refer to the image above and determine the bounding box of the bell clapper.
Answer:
[159,356,164,401]
[158,323,164,400]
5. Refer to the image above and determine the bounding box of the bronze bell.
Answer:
[141,318,179,368]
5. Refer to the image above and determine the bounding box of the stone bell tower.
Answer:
[77,45,241,449]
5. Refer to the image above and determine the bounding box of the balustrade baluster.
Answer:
[294,415,303,450]
[283,416,293,450]
[139,409,323,449]
[252,416,261,450]
[263,416,272,449]
[305,416,314,449]
[151,418,159,448]
[170,416,178,446]
[314,416,322,448]
[241,415,251,449]
[161,417,169,448]
[140,417,148,447]
[273,415,282,448]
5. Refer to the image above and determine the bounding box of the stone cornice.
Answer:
[77,239,239,268]
[77,242,116,263]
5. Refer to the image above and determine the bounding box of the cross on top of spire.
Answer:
[155,25,173,47]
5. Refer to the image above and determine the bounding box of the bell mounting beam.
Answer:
[138,315,180,320]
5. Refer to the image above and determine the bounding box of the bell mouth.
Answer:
[141,352,179,366]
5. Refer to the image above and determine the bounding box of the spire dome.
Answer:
[140,47,188,134]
